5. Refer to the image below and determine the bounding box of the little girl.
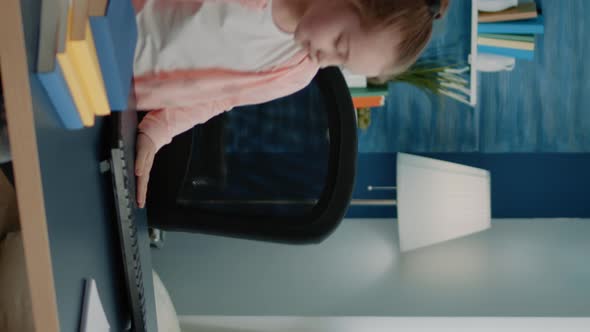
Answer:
[133,0,450,207]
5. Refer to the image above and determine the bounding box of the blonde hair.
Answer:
[352,0,451,79]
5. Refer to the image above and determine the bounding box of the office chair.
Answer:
[146,67,358,244]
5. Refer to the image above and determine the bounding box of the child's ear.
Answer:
[438,0,451,18]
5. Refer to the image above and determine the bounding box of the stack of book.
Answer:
[341,70,387,110]
[350,87,387,109]
[477,2,544,61]
[36,0,137,130]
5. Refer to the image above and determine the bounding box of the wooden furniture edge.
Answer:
[0,0,60,331]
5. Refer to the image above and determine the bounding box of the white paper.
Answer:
[80,279,111,332]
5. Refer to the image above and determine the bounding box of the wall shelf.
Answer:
[469,0,479,106]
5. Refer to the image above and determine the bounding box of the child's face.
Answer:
[294,0,398,76]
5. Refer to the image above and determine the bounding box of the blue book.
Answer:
[478,16,544,35]
[37,63,84,130]
[478,45,534,61]
[90,0,137,111]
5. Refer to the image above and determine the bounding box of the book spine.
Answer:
[57,51,95,127]
[37,64,84,130]
[353,96,385,109]
[90,17,125,110]
[478,12,537,23]
[349,87,389,98]
[478,3,538,23]
[89,0,137,111]
[68,16,111,117]
[478,45,534,60]
[88,0,108,16]
[71,0,90,41]
[477,37,535,51]
[478,17,545,35]
[478,33,535,43]
[57,0,69,53]
[37,0,60,72]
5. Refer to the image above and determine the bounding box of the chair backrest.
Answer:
[147,68,357,244]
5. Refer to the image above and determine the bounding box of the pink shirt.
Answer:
[132,0,319,150]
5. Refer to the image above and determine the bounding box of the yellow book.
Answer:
[68,9,111,116]
[478,2,538,23]
[477,36,535,51]
[57,47,95,126]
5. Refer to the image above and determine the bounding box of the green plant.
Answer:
[356,107,371,130]
[370,59,472,106]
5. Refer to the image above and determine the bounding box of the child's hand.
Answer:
[135,132,157,209]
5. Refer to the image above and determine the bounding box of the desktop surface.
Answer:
[20,0,158,330]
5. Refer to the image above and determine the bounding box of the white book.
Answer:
[478,0,518,12]
[340,68,367,88]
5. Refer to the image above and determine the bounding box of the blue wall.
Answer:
[359,0,590,153]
